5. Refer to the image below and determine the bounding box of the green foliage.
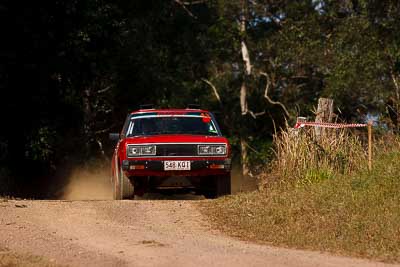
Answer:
[2,0,400,196]
[26,127,56,162]
[301,168,335,185]
[247,138,274,169]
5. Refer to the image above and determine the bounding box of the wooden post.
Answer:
[315,98,334,140]
[368,121,373,171]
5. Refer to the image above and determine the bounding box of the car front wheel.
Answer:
[113,166,135,200]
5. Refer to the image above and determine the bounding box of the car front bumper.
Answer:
[121,158,231,177]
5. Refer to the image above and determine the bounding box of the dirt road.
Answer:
[0,198,396,267]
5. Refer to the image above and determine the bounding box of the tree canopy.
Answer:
[1,0,399,197]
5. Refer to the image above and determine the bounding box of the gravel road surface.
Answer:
[0,198,397,267]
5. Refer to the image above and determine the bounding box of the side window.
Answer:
[121,115,132,138]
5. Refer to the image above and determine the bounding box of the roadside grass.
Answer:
[0,247,59,267]
[271,127,366,183]
[201,131,400,263]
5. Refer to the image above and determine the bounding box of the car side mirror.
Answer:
[109,133,120,141]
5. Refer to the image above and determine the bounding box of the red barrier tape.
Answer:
[294,121,368,129]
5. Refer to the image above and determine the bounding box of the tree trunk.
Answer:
[240,82,248,115]
[315,98,334,140]
[390,71,400,132]
[239,0,251,178]
[240,138,249,177]
[82,83,112,161]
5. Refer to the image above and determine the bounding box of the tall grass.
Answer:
[202,128,400,262]
[272,127,366,184]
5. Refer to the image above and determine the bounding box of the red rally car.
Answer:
[109,105,231,199]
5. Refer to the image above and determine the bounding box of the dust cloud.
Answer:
[60,163,256,200]
[61,167,112,200]
[231,165,258,193]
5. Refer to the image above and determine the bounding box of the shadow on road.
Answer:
[135,191,206,201]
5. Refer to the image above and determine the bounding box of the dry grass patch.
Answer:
[272,128,365,184]
[201,170,400,262]
[201,131,400,263]
[0,247,60,267]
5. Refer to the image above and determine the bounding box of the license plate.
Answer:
[164,161,191,171]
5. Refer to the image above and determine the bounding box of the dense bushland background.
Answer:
[1,0,400,197]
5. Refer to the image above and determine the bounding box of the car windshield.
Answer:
[126,115,220,137]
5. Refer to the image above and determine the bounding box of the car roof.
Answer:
[131,109,211,115]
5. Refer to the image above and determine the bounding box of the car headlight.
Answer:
[198,144,227,155]
[127,145,156,157]
[127,146,141,156]
[141,145,156,155]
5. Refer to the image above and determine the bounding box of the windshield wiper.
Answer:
[159,130,190,135]
[146,131,163,135]
[186,130,218,136]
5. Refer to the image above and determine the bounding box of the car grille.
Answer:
[156,144,197,157]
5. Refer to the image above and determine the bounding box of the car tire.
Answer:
[113,166,135,200]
